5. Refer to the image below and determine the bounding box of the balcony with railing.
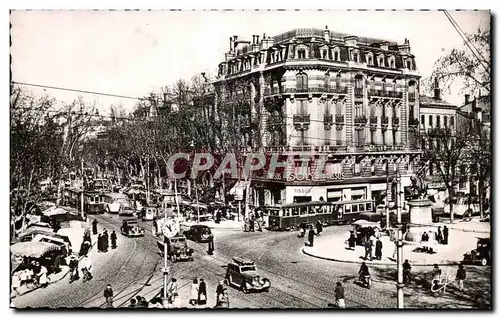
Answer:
[293,114,310,131]
[354,116,367,130]
[392,117,400,130]
[283,86,348,95]
[369,116,378,131]
[354,87,364,98]
[368,90,403,99]
[324,114,333,130]
[335,114,344,130]
[408,92,416,101]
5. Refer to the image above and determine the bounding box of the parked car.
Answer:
[183,225,213,243]
[225,257,270,293]
[121,219,145,237]
[156,234,194,262]
[463,238,491,266]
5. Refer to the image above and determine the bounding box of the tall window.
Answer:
[450,116,455,127]
[354,75,363,97]
[324,73,330,90]
[334,50,339,61]
[408,81,416,101]
[421,114,425,128]
[444,116,448,128]
[336,74,342,91]
[296,72,308,92]
[436,115,440,128]
[406,60,412,69]
[429,115,433,128]
[297,49,306,59]
[322,49,328,59]
[378,56,384,67]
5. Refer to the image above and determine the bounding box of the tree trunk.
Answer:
[20,168,34,235]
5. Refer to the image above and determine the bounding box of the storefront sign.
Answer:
[287,172,345,182]
[293,188,313,194]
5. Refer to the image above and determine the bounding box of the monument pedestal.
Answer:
[405,199,434,243]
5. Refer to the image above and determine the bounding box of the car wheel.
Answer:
[481,258,488,266]
[242,284,249,294]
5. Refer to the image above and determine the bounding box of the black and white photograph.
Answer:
[9,9,491,309]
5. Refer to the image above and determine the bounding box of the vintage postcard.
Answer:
[9,9,491,309]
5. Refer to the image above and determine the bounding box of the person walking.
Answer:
[364,238,373,261]
[437,226,443,244]
[103,229,109,252]
[110,230,117,249]
[375,237,383,260]
[403,259,412,284]
[334,282,345,308]
[69,255,79,283]
[298,222,306,238]
[11,272,21,297]
[166,278,178,305]
[80,255,93,281]
[207,235,214,255]
[38,264,49,288]
[198,278,207,305]
[456,263,466,291]
[443,226,449,245]
[92,219,98,235]
[97,233,103,253]
[307,227,316,247]
[215,280,225,307]
[103,284,114,308]
[348,231,356,250]
[189,278,199,306]
[316,219,323,235]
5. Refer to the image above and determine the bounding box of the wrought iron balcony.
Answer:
[354,88,364,98]
[293,114,310,131]
[354,116,368,125]
[392,117,400,126]
[369,116,378,125]
[324,114,333,130]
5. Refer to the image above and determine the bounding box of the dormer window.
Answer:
[322,49,328,59]
[388,56,396,68]
[378,56,385,67]
[351,49,360,63]
[406,58,413,69]
[366,53,373,65]
[332,47,340,61]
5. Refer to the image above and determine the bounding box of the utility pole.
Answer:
[81,159,85,219]
[396,172,404,309]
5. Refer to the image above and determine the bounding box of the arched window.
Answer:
[366,53,373,65]
[378,55,385,67]
[324,73,330,90]
[354,75,364,97]
[332,47,340,61]
[389,56,395,68]
[408,81,416,101]
[351,50,360,62]
[296,72,308,92]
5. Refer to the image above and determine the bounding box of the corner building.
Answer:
[214,27,421,206]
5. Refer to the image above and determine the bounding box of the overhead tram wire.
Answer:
[442,10,490,74]
[443,10,490,67]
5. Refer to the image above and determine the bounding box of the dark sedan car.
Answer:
[183,225,213,243]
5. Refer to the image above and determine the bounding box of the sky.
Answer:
[10,10,490,114]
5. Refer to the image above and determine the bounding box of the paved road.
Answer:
[12,215,491,309]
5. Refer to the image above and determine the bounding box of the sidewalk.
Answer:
[12,266,70,299]
[303,224,490,266]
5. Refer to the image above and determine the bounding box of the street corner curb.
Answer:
[301,247,462,266]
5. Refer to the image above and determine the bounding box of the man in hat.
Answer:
[69,254,79,283]
[110,230,117,249]
[92,219,98,235]
[103,229,109,253]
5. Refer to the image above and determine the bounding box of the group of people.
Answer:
[420,225,449,253]
[128,295,149,308]
[299,220,324,247]
[188,278,208,306]
[11,260,49,297]
[97,229,118,252]
[244,209,264,232]
[68,254,93,283]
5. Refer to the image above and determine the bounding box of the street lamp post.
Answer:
[385,160,390,231]
[396,172,404,309]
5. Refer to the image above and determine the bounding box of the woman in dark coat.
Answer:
[437,226,443,244]
[307,227,316,247]
[92,219,98,235]
[316,220,323,235]
[375,238,383,260]
[97,234,103,253]
[198,278,207,305]
[110,230,117,249]
[103,230,109,252]
[348,231,356,249]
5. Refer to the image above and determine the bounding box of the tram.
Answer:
[63,188,105,214]
[264,199,375,231]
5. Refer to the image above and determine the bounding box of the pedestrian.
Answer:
[80,255,93,281]
[69,255,79,283]
[140,297,148,307]
[103,229,109,252]
[421,231,429,253]
[298,222,306,238]
[92,219,98,235]
[207,235,214,255]
[244,218,250,232]
[432,264,442,285]
[316,219,323,235]
[348,231,356,250]
[97,233,103,253]
[104,284,114,308]
[198,278,207,305]
[437,226,443,244]
[443,226,449,245]
[166,278,178,304]
[53,254,61,273]
[364,238,373,261]
[11,272,21,297]
[249,212,255,232]
[110,230,117,249]
[375,237,383,260]
[128,298,136,308]
[307,227,316,247]
[215,280,225,307]
[215,209,221,224]
[38,264,49,288]
[189,278,199,306]
[334,282,345,308]
[456,263,466,291]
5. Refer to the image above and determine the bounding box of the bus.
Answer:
[101,193,132,214]
[263,199,375,231]
[63,188,104,215]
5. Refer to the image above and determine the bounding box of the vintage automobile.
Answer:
[183,225,213,243]
[463,238,491,266]
[138,206,158,221]
[224,257,271,293]
[156,234,194,262]
[121,219,145,237]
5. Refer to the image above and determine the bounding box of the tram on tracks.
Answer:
[63,188,105,214]
[263,199,375,231]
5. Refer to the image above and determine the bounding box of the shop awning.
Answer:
[10,241,59,258]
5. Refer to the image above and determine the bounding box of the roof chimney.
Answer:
[465,94,470,104]
[433,77,441,101]
[252,35,255,45]
[256,35,260,44]
[229,37,233,51]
